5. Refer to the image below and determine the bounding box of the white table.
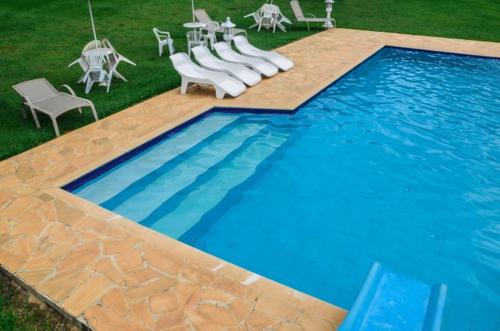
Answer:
[182,22,206,30]
[183,22,207,55]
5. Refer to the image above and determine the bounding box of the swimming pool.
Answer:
[67,47,500,331]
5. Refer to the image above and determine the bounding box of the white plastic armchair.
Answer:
[68,57,89,83]
[82,53,111,94]
[204,21,220,50]
[258,4,279,32]
[68,40,102,83]
[244,10,262,29]
[153,28,175,56]
[102,38,136,67]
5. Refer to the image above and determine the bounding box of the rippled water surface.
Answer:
[73,48,500,331]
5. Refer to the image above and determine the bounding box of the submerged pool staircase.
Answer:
[338,262,447,331]
[72,113,290,239]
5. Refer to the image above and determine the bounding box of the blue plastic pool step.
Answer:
[110,122,267,222]
[74,113,239,205]
[339,262,447,331]
[145,130,290,238]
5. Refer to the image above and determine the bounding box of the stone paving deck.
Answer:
[1,29,499,331]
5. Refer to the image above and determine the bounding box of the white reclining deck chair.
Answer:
[233,36,294,71]
[170,53,246,99]
[12,78,98,137]
[194,9,247,37]
[191,46,261,86]
[213,42,278,78]
[289,0,335,30]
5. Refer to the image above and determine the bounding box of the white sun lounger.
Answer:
[170,53,246,99]
[12,78,98,137]
[213,42,278,78]
[233,36,294,72]
[191,46,261,87]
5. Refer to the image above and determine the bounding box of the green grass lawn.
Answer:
[0,0,499,160]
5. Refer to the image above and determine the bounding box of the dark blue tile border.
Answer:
[62,45,498,192]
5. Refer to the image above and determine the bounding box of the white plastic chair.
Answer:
[153,27,175,56]
[259,4,279,33]
[102,38,135,82]
[204,21,220,50]
[68,40,102,83]
[186,30,206,56]
[244,10,263,29]
[83,53,111,94]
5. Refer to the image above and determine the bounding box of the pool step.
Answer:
[74,113,239,205]
[111,122,267,222]
[145,130,289,238]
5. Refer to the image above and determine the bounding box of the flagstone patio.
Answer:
[0,29,499,330]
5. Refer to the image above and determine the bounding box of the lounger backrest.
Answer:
[194,9,212,24]
[170,53,191,68]
[290,0,305,19]
[192,46,210,59]
[233,36,249,47]
[12,78,58,103]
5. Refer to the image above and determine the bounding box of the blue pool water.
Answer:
[69,48,500,331]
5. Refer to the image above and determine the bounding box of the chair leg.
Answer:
[50,116,60,137]
[106,73,112,93]
[28,106,41,128]
[85,79,93,94]
[215,87,225,100]
[180,78,189,95]
[21,104,28,119]
[88,102,99,121]
[121,56,136,66]
[114,69,127,82]
[159,44,163,56]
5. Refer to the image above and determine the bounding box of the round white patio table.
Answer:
[182,22,206,30]
[183,22,207,56]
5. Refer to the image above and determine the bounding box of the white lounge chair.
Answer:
[213,42,278,78]
[289,0,335,31]
[12,78,98,137]
[191,46,261,86]
[233,36,294,71]
[194,9,247,37]
[170,53,246,99]
[153,28,175,56]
